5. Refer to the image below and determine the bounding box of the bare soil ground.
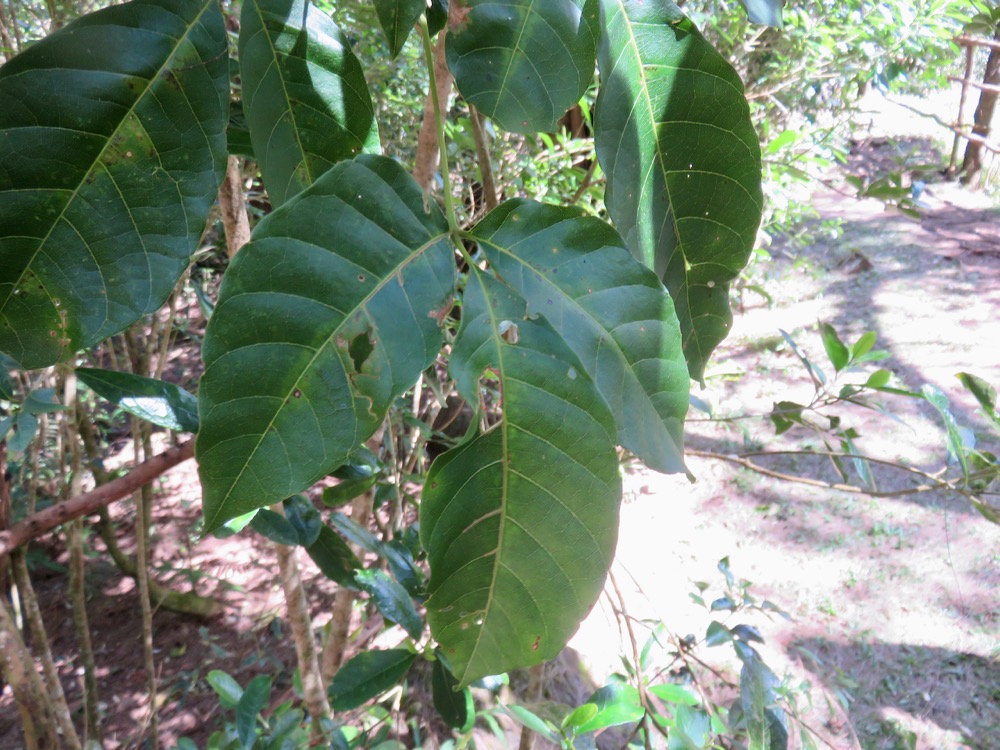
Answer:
[2,102,999,749]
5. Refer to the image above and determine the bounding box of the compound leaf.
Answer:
[0,0,228,368]
[421,271,621,687]
[474,199,688,474]
[239,0,380,207]
[595,0,762,382]
[198,155,454,531]
[447,0,600,133]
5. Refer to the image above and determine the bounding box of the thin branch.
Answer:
[686,448,995,501]
[469,105,498,211]
[0,439,194,556]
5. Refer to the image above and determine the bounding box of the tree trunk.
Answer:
[961,35,1000,187]
[0,597,61,750]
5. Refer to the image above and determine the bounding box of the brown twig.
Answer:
[0,439,194,556]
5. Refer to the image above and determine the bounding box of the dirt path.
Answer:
[572,154,1000,749]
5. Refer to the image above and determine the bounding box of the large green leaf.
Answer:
[421,271,621,687]
[373,0,425,58]
[473,199,688,474]
[595,0,762,382]
[198,155,454,531]
[239,0,380,207]
[0,0,228,369]
[446,0,600,134]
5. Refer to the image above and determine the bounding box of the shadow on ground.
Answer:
[790,636,1000,750]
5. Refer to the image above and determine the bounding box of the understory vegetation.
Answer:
[0,1,998,749]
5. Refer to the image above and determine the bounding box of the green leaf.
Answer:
[705,620,732,646]
[421,271,621,687]
[20,388,64,415]
[0,353,16,400]
[736,643,789,750]
[328,649,416,710]
[197,155,454,531]
[249,508,300,546]
[818,323,849,372]
[374,0,425,58]
[330,512,423,595]
[236,674,271,749]
[446,0,600,133]
[864,369,891,389]
[322,475,378,507]
[426,0,449,37]
[355,568,423,640]
[239,0,380,207]
[957,372,1000,431]
[739,0,783,27]
[77,368,198,432]
[648,682,699,706]
[595,0,762,382]
[0,0,228,369]
[432,654,475,732]
[852,331,876,359]
[206,670,244,709]
[473,199,688,474]
[283,494,322,546]
[503,704,559,741]
[304,525,362,587]
[7,412,37,454]
[574,682,644,733]
[563,702,599,731]
[922,384,971,480]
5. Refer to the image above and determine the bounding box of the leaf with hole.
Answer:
[421,271,621,686]
[595,0,762,381]
[77,368,198,432]
[474,199,688,474]
[0,0,228,368]
[197,155,454,531]
[239,0,380,206]
[446,0,600,133]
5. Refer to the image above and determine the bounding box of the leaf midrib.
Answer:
[457,268,514,685]
[477,230,683,465]
[0,0,216,319]
[250,0,314,197]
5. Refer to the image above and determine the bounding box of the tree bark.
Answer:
[218,156,251,257]
[276,541,332,741]
[0,596,61,750]
[961,33,1000,187]
[412,32,453,191]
